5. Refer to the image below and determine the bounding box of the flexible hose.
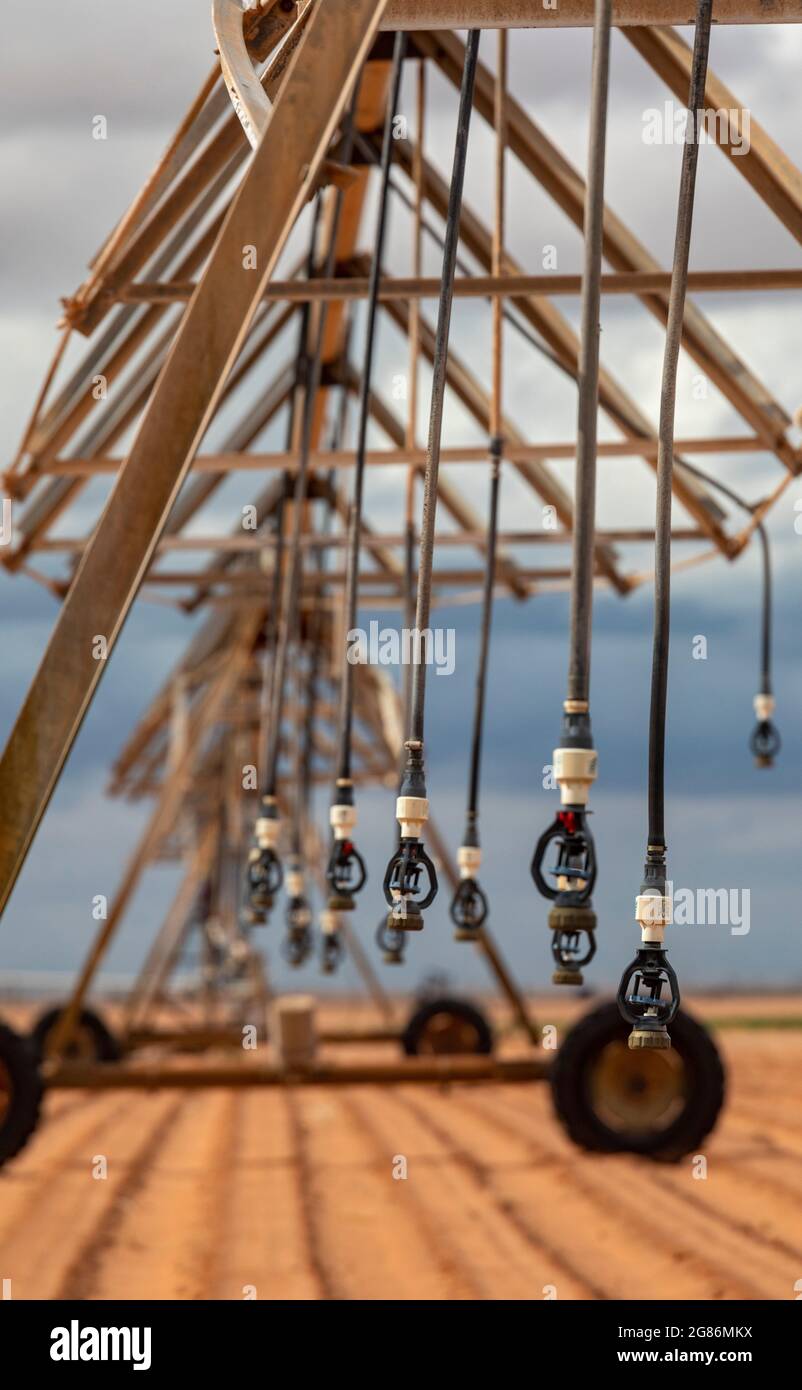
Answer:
[409,29,480,746]
[464,450,501,837]
[335,32,407,785]
[676,459,772,695]
[400,516,416,780]
[263,101,358,800]
[257,488,287,787]
[648,0,713,848]
[567,0,612,706]
[352,131,571,379]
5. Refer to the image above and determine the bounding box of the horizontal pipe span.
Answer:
[45,1056,550,1087]
[133,564,577,586]
[32,526,704,554]
[120,267,802,305]
[20,435,764,480]
[382,1,802,27]
[123,1024,402,1049]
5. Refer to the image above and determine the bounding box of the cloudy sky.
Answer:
[1,3,802,1003]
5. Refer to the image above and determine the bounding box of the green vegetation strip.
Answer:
[709,1016,802,1031]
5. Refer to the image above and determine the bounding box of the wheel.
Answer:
[401,996,493,1057]
[551,1000,725,1161]
[0,1021,43,1165]
[30,1005,122,1065]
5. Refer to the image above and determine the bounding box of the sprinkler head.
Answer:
[384,741,438,930]
[245,845,283,920]
[286,893,312,934]
[319,908,343,976]
[750,719,780,768]
[241,905,267,927]
[531,809,597,905]
[325,836,367,909]
[628,1017,673,1050]
[449,876,488,942]
[548,903,597,985]
[283,927,312,968]
[617,944,680,1050]
[382,838,437,932]
[375,914,406,965]
[283,907,312,968]
[320,933,343,975]
[552,966,584,986]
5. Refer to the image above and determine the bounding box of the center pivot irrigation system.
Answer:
[0,0,796,1170]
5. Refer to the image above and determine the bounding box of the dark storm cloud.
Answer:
[1,7,802,986]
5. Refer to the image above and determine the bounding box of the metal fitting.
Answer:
[457,844,482,879]
[396,794,429,839]
[330,801,357,840]
[255,816,282,850]
[286,868,305,899]
[636,891,672,945]
[554,745,598,807]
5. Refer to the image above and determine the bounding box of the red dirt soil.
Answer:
[0,998,799,1300]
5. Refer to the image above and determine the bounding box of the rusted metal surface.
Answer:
[383,0,802,26]
[0,0,389,918]
[2,4,799,955]
[46,1055,550,1088]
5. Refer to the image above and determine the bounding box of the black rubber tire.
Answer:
[551,1000,725,1162]
[30,1005,122,1065]
[401,996,494,1057]
[0,1021,43,1166]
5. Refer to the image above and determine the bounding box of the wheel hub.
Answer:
[590,1038,686,1134]
[417,1011,480,1055]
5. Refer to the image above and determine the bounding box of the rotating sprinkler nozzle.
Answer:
[325,780,366,910]
[243,797,283,924]
[383,741,438,931]
[376,913,407,966]
[531,706,598,984]
[750,693,780,768]
[282,859,312,967]
[449,841,488,942]
[617,853,679,1049]
[319,908,344,976]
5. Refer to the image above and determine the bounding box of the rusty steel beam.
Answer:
[380,291,629,592]
[30,525,709,555]
[33,433,765,479]
[627,26,802,245]
[420,29,794,471]
[45,1055,550,1089]
[0,0,391,921]
[382,0,802,25]
[44,621,261,1059]
[121,821,221,1032]
[389,134,732,554]
[68,1,304,337]
[121,265,802,304]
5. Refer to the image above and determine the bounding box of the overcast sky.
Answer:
[1,4,802,1002]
